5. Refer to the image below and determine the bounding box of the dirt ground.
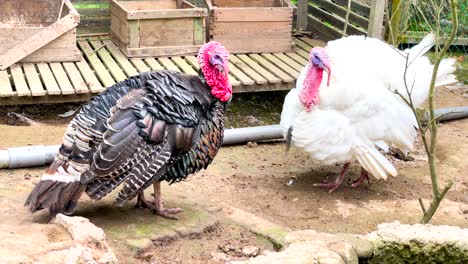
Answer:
[0,87,467,263]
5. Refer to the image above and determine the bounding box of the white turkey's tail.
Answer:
[354,145,398,180]
[435,58,457,87]
[406,32,435,64]
[280,88,303,138]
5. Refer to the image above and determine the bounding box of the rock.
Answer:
[365,221,468,264]
[245,115,260,125]
[211,251,231,262]
[246,141,258,148]
[335,233,374,259]
[53,214,106,246]
[285,230,358,264]
[242,246,260,257]
[126,238,153,252]
[229,242,344,264]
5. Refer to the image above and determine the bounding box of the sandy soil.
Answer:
[0,87,467,263]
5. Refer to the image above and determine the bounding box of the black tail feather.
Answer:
[25,180,86,217]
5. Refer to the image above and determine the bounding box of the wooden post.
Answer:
[176,0,184,9]
[367,0,386,38]
[297,0,308,30]
[387,0,410,46]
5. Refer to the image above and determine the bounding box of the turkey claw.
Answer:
[313,182,341,193]
[153,207,184,220]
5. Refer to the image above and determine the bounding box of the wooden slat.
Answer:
[273,53,304,72]
[75,60,105,93]
[230,55,267,84]
[332,0,371,17]
[307,15,343,41]
[22,64,46,96]
[37,63,61,95]
[293,38,313,52]
[63,62,89,94]
[313,0,369,29]
[49,63,75,95]
[249,54,294,83]
[236,54,281,84]
[103,40,138,77]
[172,57,197,75]
[228,61,254,86]
[285,52,308,65]
[293,46,310,59]
[89,40,127,82]
[299,37,327,48]
[144,58,165,71]
[131,59,150,72]
[308,5,366,35]
[158,57,180,72]
[0,70,15,97]
[261,53,299,78]
[10,65,31,96]
[78,40,115,87]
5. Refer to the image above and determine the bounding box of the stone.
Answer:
[211,251,231,262]
[335,233,374,259]
[242,245,260,257]
[126,238,153,252]
[53,214,106,246]
[285,230,358,264]
[365,221,468,264]
[229,242,344,264]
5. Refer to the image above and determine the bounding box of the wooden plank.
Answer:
[332,0,370,17]
[299,37,326,48]
[185,55,240,86]
[249,54,294,83]
[145,58,165,71]
[63,63,89,94]
[158,57,180,72]
[368,0,386,38]
[10,65,31,96]
[273,53,304,72]
[127,45,201,58]
[78,40,115,87]
[0,14,79,70]
[236,54,281,84]
[126,8,207,20]
[308,5,366,36]
[230,55,267,84]
[211,22,292,40]
[293,38,313,52]
[49,63,76,95]
[285,52,308,65]
[172,57,198,75]
[0,70,15,97]
[22,64,46,96]
[193,18,205,45]
[212,8,293,22]
[131,59,150,72]
[313,0,369,29]
[307,15,343,41]
[212,38,293,54]
[297,0,308,30]
[261,53,299,78]
[228,61,254,85]
[103,40,138,77]
[89,40,127,82]
[36,63,61,95]
[128,20,140,48]
[75,60,105,93]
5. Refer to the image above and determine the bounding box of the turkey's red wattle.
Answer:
[198,42,232,102]
[300,65,323,111]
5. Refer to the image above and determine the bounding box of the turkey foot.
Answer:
[136,182,183,220]
[350,168,371,188]
[313,163,350,193]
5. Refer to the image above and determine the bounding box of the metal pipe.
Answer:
[1,106,467,169]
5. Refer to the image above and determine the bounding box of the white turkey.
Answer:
[26,42,232,219]
[280,33,457,192]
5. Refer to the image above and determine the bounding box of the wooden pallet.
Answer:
[0,36,322,105]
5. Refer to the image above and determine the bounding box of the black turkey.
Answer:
[25,42,232,220]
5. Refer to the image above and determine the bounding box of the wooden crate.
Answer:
[0,0,80,70]
[110,0,208,58]
[207,0,294,53]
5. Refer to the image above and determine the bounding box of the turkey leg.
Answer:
[350,167,371,188]
[135,182,184,220]
[313,162,350,193]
